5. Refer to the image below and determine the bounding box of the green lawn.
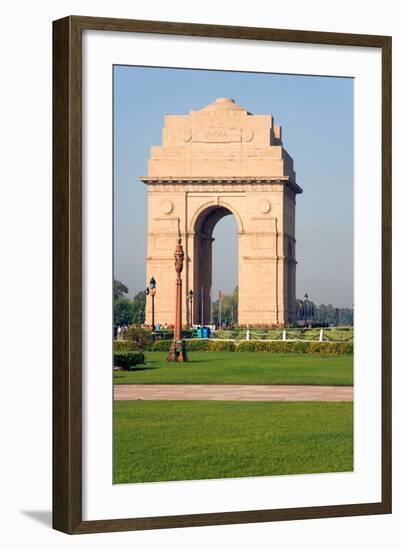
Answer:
[114,351,353,386]
[114,400,353,483]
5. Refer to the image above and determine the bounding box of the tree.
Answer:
[113,279,129,300]
[297,301,353,326]
[113,298,133,326]
[131,290,146,325]
[113,282,146,327]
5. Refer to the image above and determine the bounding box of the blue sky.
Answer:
[114,65,353,307]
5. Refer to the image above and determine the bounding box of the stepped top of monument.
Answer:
[192,97,250,114]
[140,98,302,193]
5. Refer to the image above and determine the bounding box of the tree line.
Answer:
[300,301,353,326]
[113,279,353,327]
[113,280,146,326]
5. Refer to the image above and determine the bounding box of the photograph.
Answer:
[112,65,354,485]
[0,0,396,545]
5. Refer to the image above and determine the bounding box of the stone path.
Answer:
[114,384,353,402]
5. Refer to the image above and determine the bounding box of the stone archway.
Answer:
[192,204,236,325]
[140,98,302,326]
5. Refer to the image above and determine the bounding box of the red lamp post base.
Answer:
[167,339,188,362]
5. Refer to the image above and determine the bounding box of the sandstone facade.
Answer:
[140,98,302,326]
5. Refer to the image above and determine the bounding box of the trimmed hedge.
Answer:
[113,351,145,370]
[186,339,235,351]
[186,339,212,351]
[306,342,353,354]
[113,340,140,352]
[236,341,353,354]
[151,339,236,352]
[207,340,236,352]
[236,341,308,353]
[152,339,173,352]
[151,339,353,354]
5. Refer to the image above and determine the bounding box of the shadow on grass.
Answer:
[166,359,211,365]
[114,367,156,379]
[147,358,212,366]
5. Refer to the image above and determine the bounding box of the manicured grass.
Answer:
[114,351,353,386]
[113,400,353,483]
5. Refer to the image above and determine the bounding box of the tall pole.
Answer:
[167,225,187,362]
[148,277,156,332]
[219,290,222,328]
[174,266,182,342]
[188,290,193,328]
[210,286,213,325]
[201,285,204,326]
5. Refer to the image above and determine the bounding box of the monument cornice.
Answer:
[141,176,303,194]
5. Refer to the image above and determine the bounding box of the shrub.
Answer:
[152,339,235,352]
[307,342,353,354]
[123,326,153,350]
[235,341,257,352]
[185,339,211,351]
[113,340,140,352]
[254,341,308,353]
[113,351,145,370]
[148,339,353,355]
[236,340,352,354]
[208,340,235,352]
[152,339,173,351]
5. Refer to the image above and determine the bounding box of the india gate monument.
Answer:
[140,97,303,327]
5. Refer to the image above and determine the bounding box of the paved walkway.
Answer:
[114,384,353,402]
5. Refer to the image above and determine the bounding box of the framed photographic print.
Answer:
[53,16,392,534]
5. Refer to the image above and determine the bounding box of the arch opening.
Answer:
[192,205,238,326]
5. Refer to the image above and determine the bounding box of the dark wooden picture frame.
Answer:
[53,15,392,534]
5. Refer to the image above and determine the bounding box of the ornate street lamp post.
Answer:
[187,289,194,328]
[167,230,188,362]
[147,276,156,331]
[304,293,309,325]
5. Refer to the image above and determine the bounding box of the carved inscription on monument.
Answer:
[191,127,253,143]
